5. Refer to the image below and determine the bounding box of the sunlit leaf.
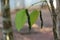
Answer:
[15,9,27,31]
[30,10,39,25]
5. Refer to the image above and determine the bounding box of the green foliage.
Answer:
[15,9,27,31]
[15,9,39,31]
[30,10,39,25]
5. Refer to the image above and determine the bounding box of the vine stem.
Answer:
[25,9,31,32]
[26,0,47,29]
[40,10,43,28]
[27,1,46,9]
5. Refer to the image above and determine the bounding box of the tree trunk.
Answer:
[1,0,14,40]
[56,0,60,40]
[49,0,58,40]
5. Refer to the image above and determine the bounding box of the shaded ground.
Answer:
[0,8,54,40]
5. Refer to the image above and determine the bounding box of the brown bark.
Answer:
[1,0,14,40]
[49,0,58,40]
[56,0,60,39]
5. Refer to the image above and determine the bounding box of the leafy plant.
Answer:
[15,9,39,31]
[15,9,27,31]
[30,10,39,25]
[15,1,46,31]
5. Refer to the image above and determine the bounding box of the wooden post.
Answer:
[1,0,14,40]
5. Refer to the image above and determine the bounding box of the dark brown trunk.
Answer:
[56,0,60,39]
[49,0,58,40]
[1,0,14,40]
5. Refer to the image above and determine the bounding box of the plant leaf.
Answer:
[15,9,27,31]
[30,10,39,25]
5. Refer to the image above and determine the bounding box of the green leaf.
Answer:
[15,9,27,31]
[30,10,39,25]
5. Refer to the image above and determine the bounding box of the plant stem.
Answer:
[40,10,43,28]
[1,0,14,40]
[28,1,46,9]
[25,9,31,32]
